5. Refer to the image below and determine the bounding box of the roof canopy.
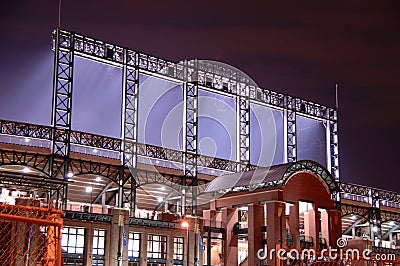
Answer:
[205,160,338,194]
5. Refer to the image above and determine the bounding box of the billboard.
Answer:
[72,57,122,138]
[297,115,327,167]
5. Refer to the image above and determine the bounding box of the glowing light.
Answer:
[157,197,163,203]
[24,137,30,143]
[85,186,93,193]
[95,176,102,182]
[160,186,165,191]
[93,149,98,153]
[181,221,189,228]
[156,160,160,164]
[372,226,378,232]
[67,172,74,178]
[22,167,31,173]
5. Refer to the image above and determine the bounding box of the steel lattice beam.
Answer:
[51,29,76,210]
[285,96,297,162]
[237,81,250,171]
[121,48,139,212]
[53,29,339,123]
[330,114,339,180]
[52,29,74,158]
[183,61,199,215]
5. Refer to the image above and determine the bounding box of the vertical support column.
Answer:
[183,61,198,216]
[131,175,137,215]
[328,209,342,248]
[307,206,319,251]
[110,208,129,266]
[121,49,139,214]
[236,80,250,172]
[307,206,323,251]
[285,96,296,163]
[265,201,285,265]
[221,207,238,266]
[370,207,382,247]
[248,204,265,266]
[51,29,74,209]
[118,167,124,208]
[140,231,148,266]
[330,109,339,180]
[167,233,175,266]
[288,202,300,249]
[320,209,329,246]
[84,226,93,266]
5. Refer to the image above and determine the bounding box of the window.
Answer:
[128,232,141,258]
[93,229,106,255]
[173,237,184,261]
[92,229,106,266]
[62,227,85,254]
[147,234,167,259]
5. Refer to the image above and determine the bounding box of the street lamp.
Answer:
[181,220,189,266]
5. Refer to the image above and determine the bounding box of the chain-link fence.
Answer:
[0,202,63,266]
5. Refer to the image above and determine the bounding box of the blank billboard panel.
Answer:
[137,74,183,150]
[71,57,122,138]
[296,115,327,167]
[198,90,237,161]
[250,103,284,166]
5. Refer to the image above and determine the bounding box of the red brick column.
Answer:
[288,202,300,249]
[248,203,265,266]
[328,209,342,248]
[221,207,238,266]
[265,201,285,266]
[307,206,320,251]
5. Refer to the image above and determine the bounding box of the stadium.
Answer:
[0,29,399,265]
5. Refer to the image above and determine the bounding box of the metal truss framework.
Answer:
[282,160,338,193]
[340,182,400,208]
[52,29,75,210]
[223,160,339,195]
[0,119,241,172]
[183,80,198,215]
[341,202,400,241]
[286,97,297,163]
[52,29,74,158]
[5,29,341,215]
[341,182,400,243]
[121,47,140,213]
[329,111,340,179]
[0,149,208,210]
[237,82,251,171]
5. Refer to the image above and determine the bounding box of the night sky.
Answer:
[0,1,399,192]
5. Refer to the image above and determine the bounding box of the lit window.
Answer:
[61,227,85,254]
[147,234,167,259]
[93,229,106,255]
[128,232,141,258]
[173,237,184,261]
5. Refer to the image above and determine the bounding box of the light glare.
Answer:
[23,167,31,173]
